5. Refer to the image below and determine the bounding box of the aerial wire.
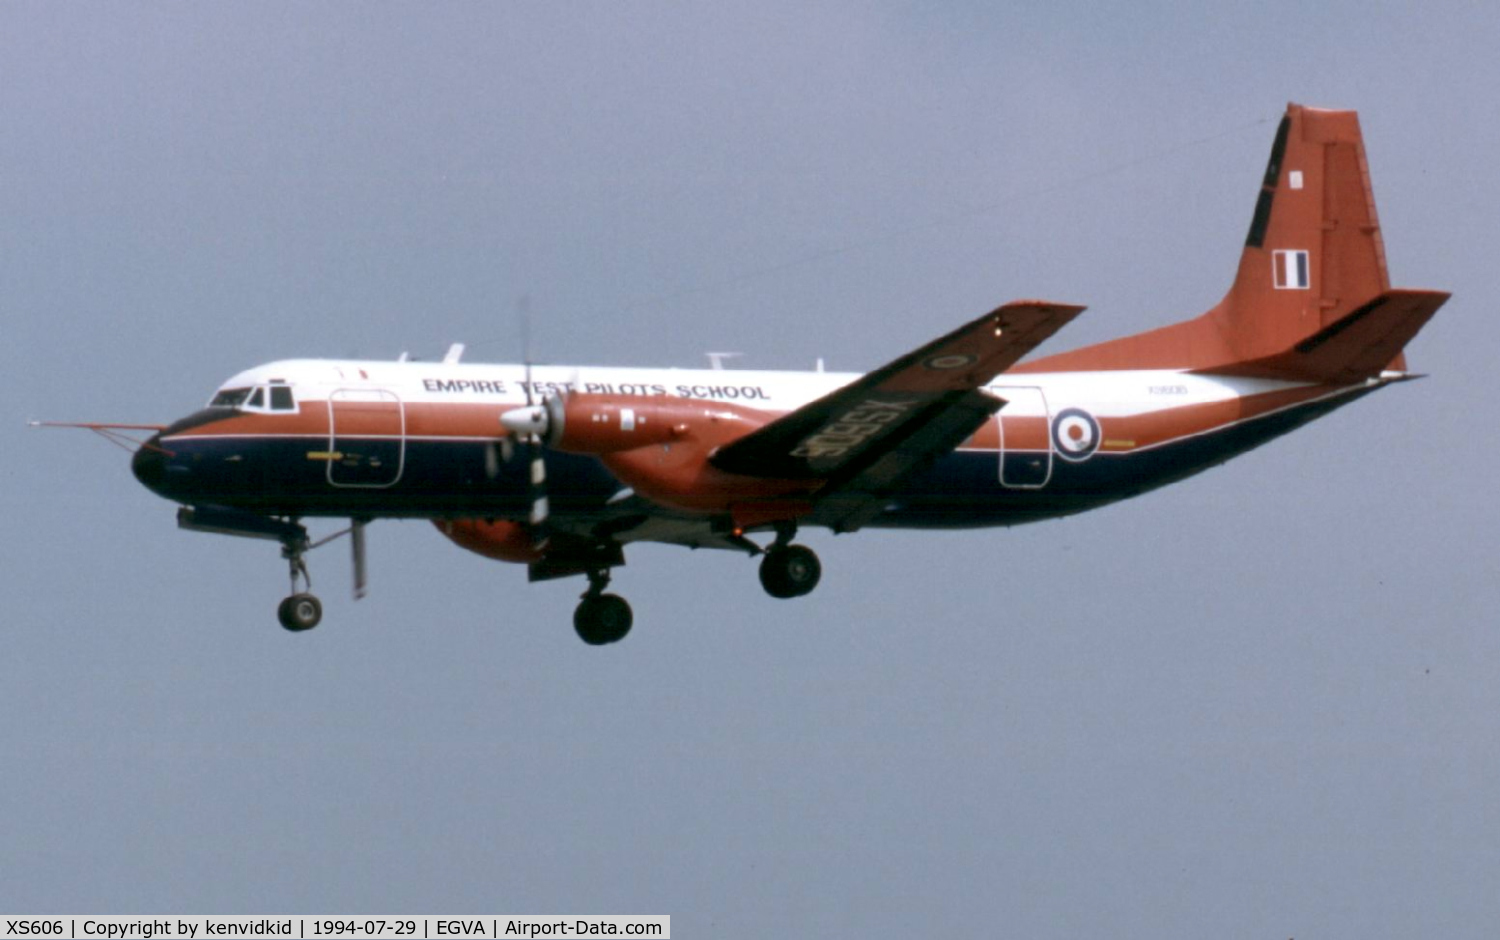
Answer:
[464,113,1273,355]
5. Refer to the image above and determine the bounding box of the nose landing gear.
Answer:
[277,533,322,632]
[277,592,322,632]
[175,506,340,634]
[175,508,372,634]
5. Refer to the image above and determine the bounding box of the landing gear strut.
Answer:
[758,522,821,599]
[277,532,322,632]
[573,568,632,646]
[174,507,338,632]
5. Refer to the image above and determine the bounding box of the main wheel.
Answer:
[759,545,822,599]
[278,593,323,632]
[574,593,633,645]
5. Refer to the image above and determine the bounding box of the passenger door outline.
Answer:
[996,385,1052,489]
[327,388,406,488]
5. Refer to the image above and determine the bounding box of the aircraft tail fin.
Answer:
[1014,103,1444,378]
[1210,104,1397,367]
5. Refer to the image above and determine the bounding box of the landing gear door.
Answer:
[996,386,1052,488]
[328,389,405,488]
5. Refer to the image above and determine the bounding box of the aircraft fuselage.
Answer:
[133,358,1382,529]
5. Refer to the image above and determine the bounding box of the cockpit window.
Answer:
[210,387,253,408]
[208,384,297,411]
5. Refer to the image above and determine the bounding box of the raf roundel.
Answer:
[1052,408,1101,462]
[923,353,978,370]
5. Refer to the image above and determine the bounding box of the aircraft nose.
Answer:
[131,436,169,494]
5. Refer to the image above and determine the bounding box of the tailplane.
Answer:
[1017,103,1446,379]
[1207,288,1447,384]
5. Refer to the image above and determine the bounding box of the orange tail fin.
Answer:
[1018,103,1445,378]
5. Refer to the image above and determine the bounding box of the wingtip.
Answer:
[999,298,1087,313]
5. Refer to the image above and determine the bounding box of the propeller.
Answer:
[496,296,554,543]
[502,382,566,532]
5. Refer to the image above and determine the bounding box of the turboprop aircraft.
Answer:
[45,103,1446,645]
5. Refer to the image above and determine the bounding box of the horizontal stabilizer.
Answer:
[1200,289,1448,383]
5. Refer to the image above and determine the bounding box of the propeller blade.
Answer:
[513,295,549,542]
[528,438,549,527]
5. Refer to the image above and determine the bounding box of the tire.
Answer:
[759,545,821,599]
[278,593,323,632]
[574,593,633,645]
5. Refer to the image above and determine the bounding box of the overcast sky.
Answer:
[4,2,1497,935]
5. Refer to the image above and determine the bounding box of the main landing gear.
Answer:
[757,522,822,599]
[565,527,821,647]
[574,568,633,646]
[759,544,822,598]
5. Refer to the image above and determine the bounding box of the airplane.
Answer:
[42,103,1446,645]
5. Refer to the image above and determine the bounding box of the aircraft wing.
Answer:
[710,299,1083,530]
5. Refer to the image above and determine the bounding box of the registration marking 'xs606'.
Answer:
[791,399,915,460]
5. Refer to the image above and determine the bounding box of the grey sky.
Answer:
[4,2,1497,935]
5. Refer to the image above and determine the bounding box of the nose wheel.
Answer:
[278,593,323,632]
[574,568,632,645]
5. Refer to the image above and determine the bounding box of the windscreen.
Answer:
[209,387,253,408]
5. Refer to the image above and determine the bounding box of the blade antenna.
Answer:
[519,294,534,407]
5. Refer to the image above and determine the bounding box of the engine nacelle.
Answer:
[504,394,757,454]
[527,394,819,516]
[556,395,699,452]
[501,393,820,518]
[434,518,545,564]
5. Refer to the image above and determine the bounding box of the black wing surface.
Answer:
[710,300,1083,531]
